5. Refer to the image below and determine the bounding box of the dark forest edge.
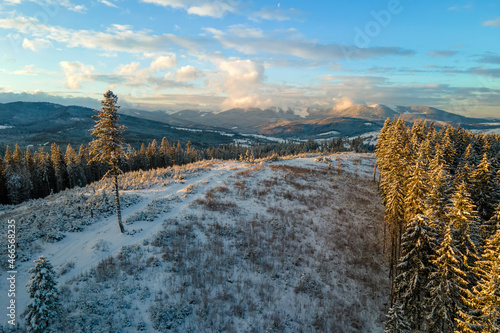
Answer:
[377,118,500,332]
[0,136,372,206]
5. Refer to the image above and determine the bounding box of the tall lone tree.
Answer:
[89,90,127,233]
[25,256,61,333]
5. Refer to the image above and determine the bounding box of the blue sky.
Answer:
[0,0,499,117]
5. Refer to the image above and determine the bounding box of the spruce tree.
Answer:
[0,155,8,204]
[50,143,69,193]
[404,144,431,223]
[137,143,150,170]
[65,144,86,188]
[470,153,499,222]
[447,182,482,284]
[25,256,61,333]
[89,90,127,233]
[384,303,411,333]
[458,219,500,333]
[32,149,50,198]
[394,214,438,330]
[425,155,451,233]
[146,139,159,169]
[427,224,468,332]
[160,137,172,167]
[4,144,33,204]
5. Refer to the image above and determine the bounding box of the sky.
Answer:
[0,0,499,117]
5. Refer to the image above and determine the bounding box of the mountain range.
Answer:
[1,101,499,152]
[0,102,245,152]
[121,104,500,138]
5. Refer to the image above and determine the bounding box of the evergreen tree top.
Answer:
[89,90,127,171]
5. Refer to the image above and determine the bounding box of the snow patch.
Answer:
[470,127,500,135]
[318,130,340,136]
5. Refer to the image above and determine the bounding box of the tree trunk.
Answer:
[113,174,124,233]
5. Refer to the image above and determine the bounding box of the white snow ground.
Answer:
[1,153,388,332]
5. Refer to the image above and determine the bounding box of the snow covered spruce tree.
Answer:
[89,90,127,233]
[457,208,500,333]
[384,303,411,333]
[426,223,468,332]
[25,256,61,333]
[447,182,482,286]
[392,214,438,330]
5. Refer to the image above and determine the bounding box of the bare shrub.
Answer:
[95,257,118,282]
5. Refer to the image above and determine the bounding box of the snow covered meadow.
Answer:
[1,153,389,332]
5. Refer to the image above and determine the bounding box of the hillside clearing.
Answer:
[1,153,389,332]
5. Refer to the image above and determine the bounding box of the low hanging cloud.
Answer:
[60,61,95,89]
[216,58,268,108]
[331,96,365,111]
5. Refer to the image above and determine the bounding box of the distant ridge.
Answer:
[1,101,499,149]
[143,104,497,139]
[0,102,244,151]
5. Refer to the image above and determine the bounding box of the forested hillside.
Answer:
[377,119,500,332]
[0,137,370,206]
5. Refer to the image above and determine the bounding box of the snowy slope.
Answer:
[1,153,388,332]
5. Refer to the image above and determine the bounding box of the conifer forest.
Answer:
[0,136,367,206]
[377,119,500,332]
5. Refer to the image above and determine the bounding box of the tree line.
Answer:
[377,118,500,332]
[0,135,370,206]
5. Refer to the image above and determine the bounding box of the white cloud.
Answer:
[175,65,199,81]
[112,62,153,86]
[229,25,263,38]
[60,61,94,89]
[217,36,415,62]
[13,64,37,76]
[99,0,118,8]
[188,1,235,18]
[22,38,52,51]
[0,15,414,64]
[0,16,209,55]
[115,62,141,76]
[150,55,177,71]
[70,4,86,13]
[202,27,225,36]
[249,6,302,22]
[142,0,237,18]
[4,0,86,13]
[217,58,266,108]
[141,0,185,9]
[331,96,362,111]
[483,17,500,27]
